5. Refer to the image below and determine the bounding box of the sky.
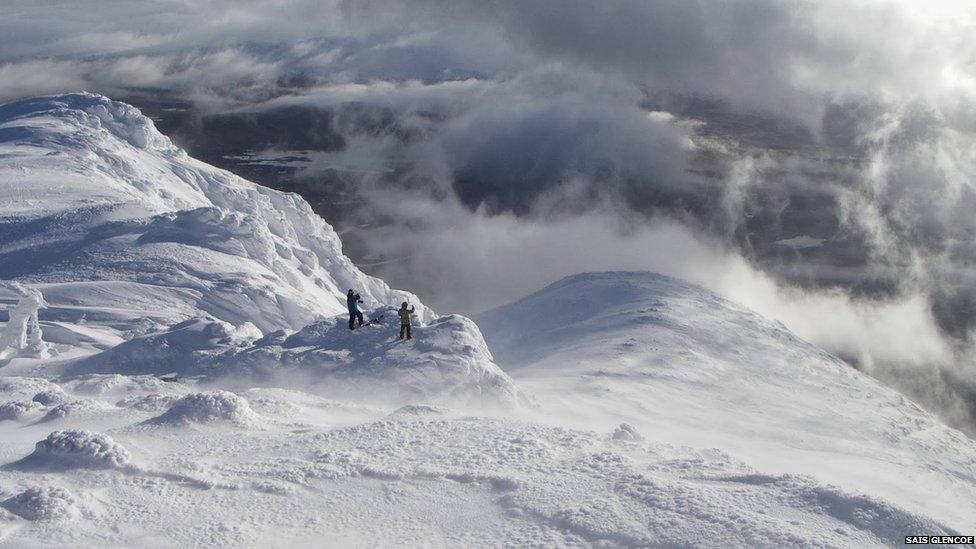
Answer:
[3,0,976,431]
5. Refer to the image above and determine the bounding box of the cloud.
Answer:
[347,186,976,429]
[0,60,88,102]
[343,0,976,121]
[0,49,287,106]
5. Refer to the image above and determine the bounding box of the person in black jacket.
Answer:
[347,289,364,330]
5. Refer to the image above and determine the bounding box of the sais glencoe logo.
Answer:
[905,536,975,545]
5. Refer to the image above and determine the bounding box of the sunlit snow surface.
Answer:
[0,95,974,547]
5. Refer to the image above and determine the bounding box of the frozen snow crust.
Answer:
[306,418,959,546]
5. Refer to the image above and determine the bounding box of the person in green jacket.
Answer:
[397,302,415,340]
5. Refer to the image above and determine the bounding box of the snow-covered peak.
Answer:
[0,93,179,153]
[479,270,811,366]
[0,93,431,333]
[477,270,976,529]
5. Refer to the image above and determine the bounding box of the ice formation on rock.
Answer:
[0,283,51,360]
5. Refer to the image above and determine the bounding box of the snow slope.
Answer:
[0,376,962,547]
[0,95,973,547]
[0,93,431,336]
[477,271,976,532]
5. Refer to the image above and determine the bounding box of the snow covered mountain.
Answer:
[478,271,976,532]
[0,95,973,546]
[0,93,430,335]
[0,93,516,404]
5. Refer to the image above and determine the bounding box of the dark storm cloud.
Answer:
[344,0,976,121]
[429,79,699,216]
[350,0,806,110]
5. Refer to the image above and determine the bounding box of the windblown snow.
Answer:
[0,94,973,547]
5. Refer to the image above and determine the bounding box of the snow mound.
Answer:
[116,393,180,412]
[0,94,179,153]
[0,377,61,399]
[67,374,170,396]
[239,387,357,421]
[385,405,450,420]
[222,309,521,407]
[74,308,520,407]
[32,388,69,406]
[146,391,259,427]
[40,399,116,422]
[8,430,131,471]
[70,317,245,376]
[612,423,643,442]
[1,486,78,521]
[0,400,44,421]
[252,330,288,347]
